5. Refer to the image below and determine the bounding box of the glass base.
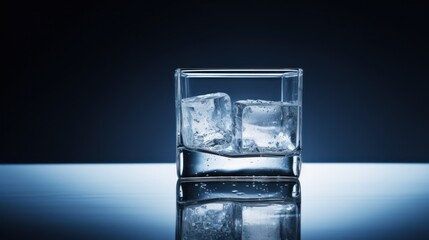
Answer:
[177,148,301,178]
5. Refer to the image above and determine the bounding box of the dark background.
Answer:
[2,1,428,163]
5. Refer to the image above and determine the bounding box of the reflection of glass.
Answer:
[175,69,303,178]
[176,178,301,240]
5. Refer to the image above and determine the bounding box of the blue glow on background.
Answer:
[3,3,428,164]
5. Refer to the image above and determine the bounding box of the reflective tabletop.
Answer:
[1,163,428,240]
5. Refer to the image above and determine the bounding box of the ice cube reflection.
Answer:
[176,178,301,240]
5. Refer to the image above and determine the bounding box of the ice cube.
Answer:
[234,100,298,153]
[181,202,241,240]
[242,203,298,240]
[181,93,233,151]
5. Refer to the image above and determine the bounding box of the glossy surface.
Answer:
[1,163,428,239]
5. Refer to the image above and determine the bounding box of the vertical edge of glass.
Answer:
[298,69,303,161]
[175,68,183,177]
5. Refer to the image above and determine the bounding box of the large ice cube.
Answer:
[234,100,298,153]
[181,202,240,240]
[242,203,298,240]
[181,93,233,151]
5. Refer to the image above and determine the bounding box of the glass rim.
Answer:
[176,68,303,78]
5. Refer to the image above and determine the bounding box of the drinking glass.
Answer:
[175,69,303,178]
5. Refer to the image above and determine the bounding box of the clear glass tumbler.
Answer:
[175,69,303,178]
